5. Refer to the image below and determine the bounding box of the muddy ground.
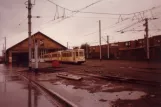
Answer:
[19,60,161,107]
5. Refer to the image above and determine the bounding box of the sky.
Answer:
[0,0,161,55]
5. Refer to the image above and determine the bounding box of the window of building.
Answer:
[125,42,130,46]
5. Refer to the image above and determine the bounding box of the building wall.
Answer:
[7,32,66,63]
[89,35,161,61]
[89,44,119,59]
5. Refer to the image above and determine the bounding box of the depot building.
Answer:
[6,32,67,63]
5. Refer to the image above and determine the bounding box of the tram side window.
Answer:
[64,53,66,57]
[57,54,60,57]
[52,54,57,57]
[68,52,72,57]
[76,52,78,57]
[62,53,66,57]
[62,52,72,57]
[49,54,52,58]
[44,55,48,58]
[67,53,70,57]
[79,52,84,56]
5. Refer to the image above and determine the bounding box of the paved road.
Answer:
[0,64,55,107]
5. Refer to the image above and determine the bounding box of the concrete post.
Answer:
[34,40,38,70]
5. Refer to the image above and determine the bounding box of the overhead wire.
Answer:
[46,0,73,12]
[32,0,161,43]
[82,17,131,37]
[36,0,160,33]
[72,16,119,19]
[79,5,161,16]
[35,0,105,31]
[117,19,145,33]
[67,5,161,38]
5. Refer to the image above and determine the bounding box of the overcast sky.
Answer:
[0,0,161,55]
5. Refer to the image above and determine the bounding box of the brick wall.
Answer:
[89,35,161,61]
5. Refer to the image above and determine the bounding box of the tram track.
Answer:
[13,66,161,107]
[16,71,77,107]
[70,72,161,87]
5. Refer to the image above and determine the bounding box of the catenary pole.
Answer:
[99,20,102,61]
[28,0,32,69]
[107,35,109,59]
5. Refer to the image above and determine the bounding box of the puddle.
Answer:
[53,81,147,107]
[6,76,21,81]
[0,80,55,107]
[0,64,55,107]
[0,75,4,82]
[101,83,124,91]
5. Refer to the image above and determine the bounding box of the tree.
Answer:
[80,43,90,58]
[73,46,79,49]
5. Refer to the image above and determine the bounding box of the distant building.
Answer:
[1,50,5,62]
[6,32,67,63]
[89,43,119,59]
[89,35,161,61]
[0,56,3,63]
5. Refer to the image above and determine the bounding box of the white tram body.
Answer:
[43,49,85,64]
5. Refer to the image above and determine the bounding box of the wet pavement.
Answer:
[33,61,161,107]
[3,60,161,107]
[47,81,147,107]
[0,64,55,107]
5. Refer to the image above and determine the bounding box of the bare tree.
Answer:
[80,43,90,58]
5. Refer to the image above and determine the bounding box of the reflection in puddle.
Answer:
[6,75,21,81]
[0,64,55,107]
[53,81,147,107]
[0,80,55,107]
[0,75,4,82]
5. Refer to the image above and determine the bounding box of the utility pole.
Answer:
[28,0,32,69]
[99,20,102,61]
[4,37,6,63]
[107,35,110,59]
[67,42,68,49]
[86,43,88,59]
[144,18,149,60]
[3,44,4,56]
[34,40,38,71]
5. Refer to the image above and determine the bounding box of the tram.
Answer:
[43,49,85,64]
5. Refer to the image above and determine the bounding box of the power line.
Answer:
[72,16,119,19]
[117,20,145,33]
[35,0,105,31]
[55,0,104,19]
[36,1,160,32]
[78,6,161,23]
[74,0,104,13]
[46,0,73,12]
[78,13,155,38]
[79,5,161,16]
[117,17,159,33]
[82,17,130,37]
